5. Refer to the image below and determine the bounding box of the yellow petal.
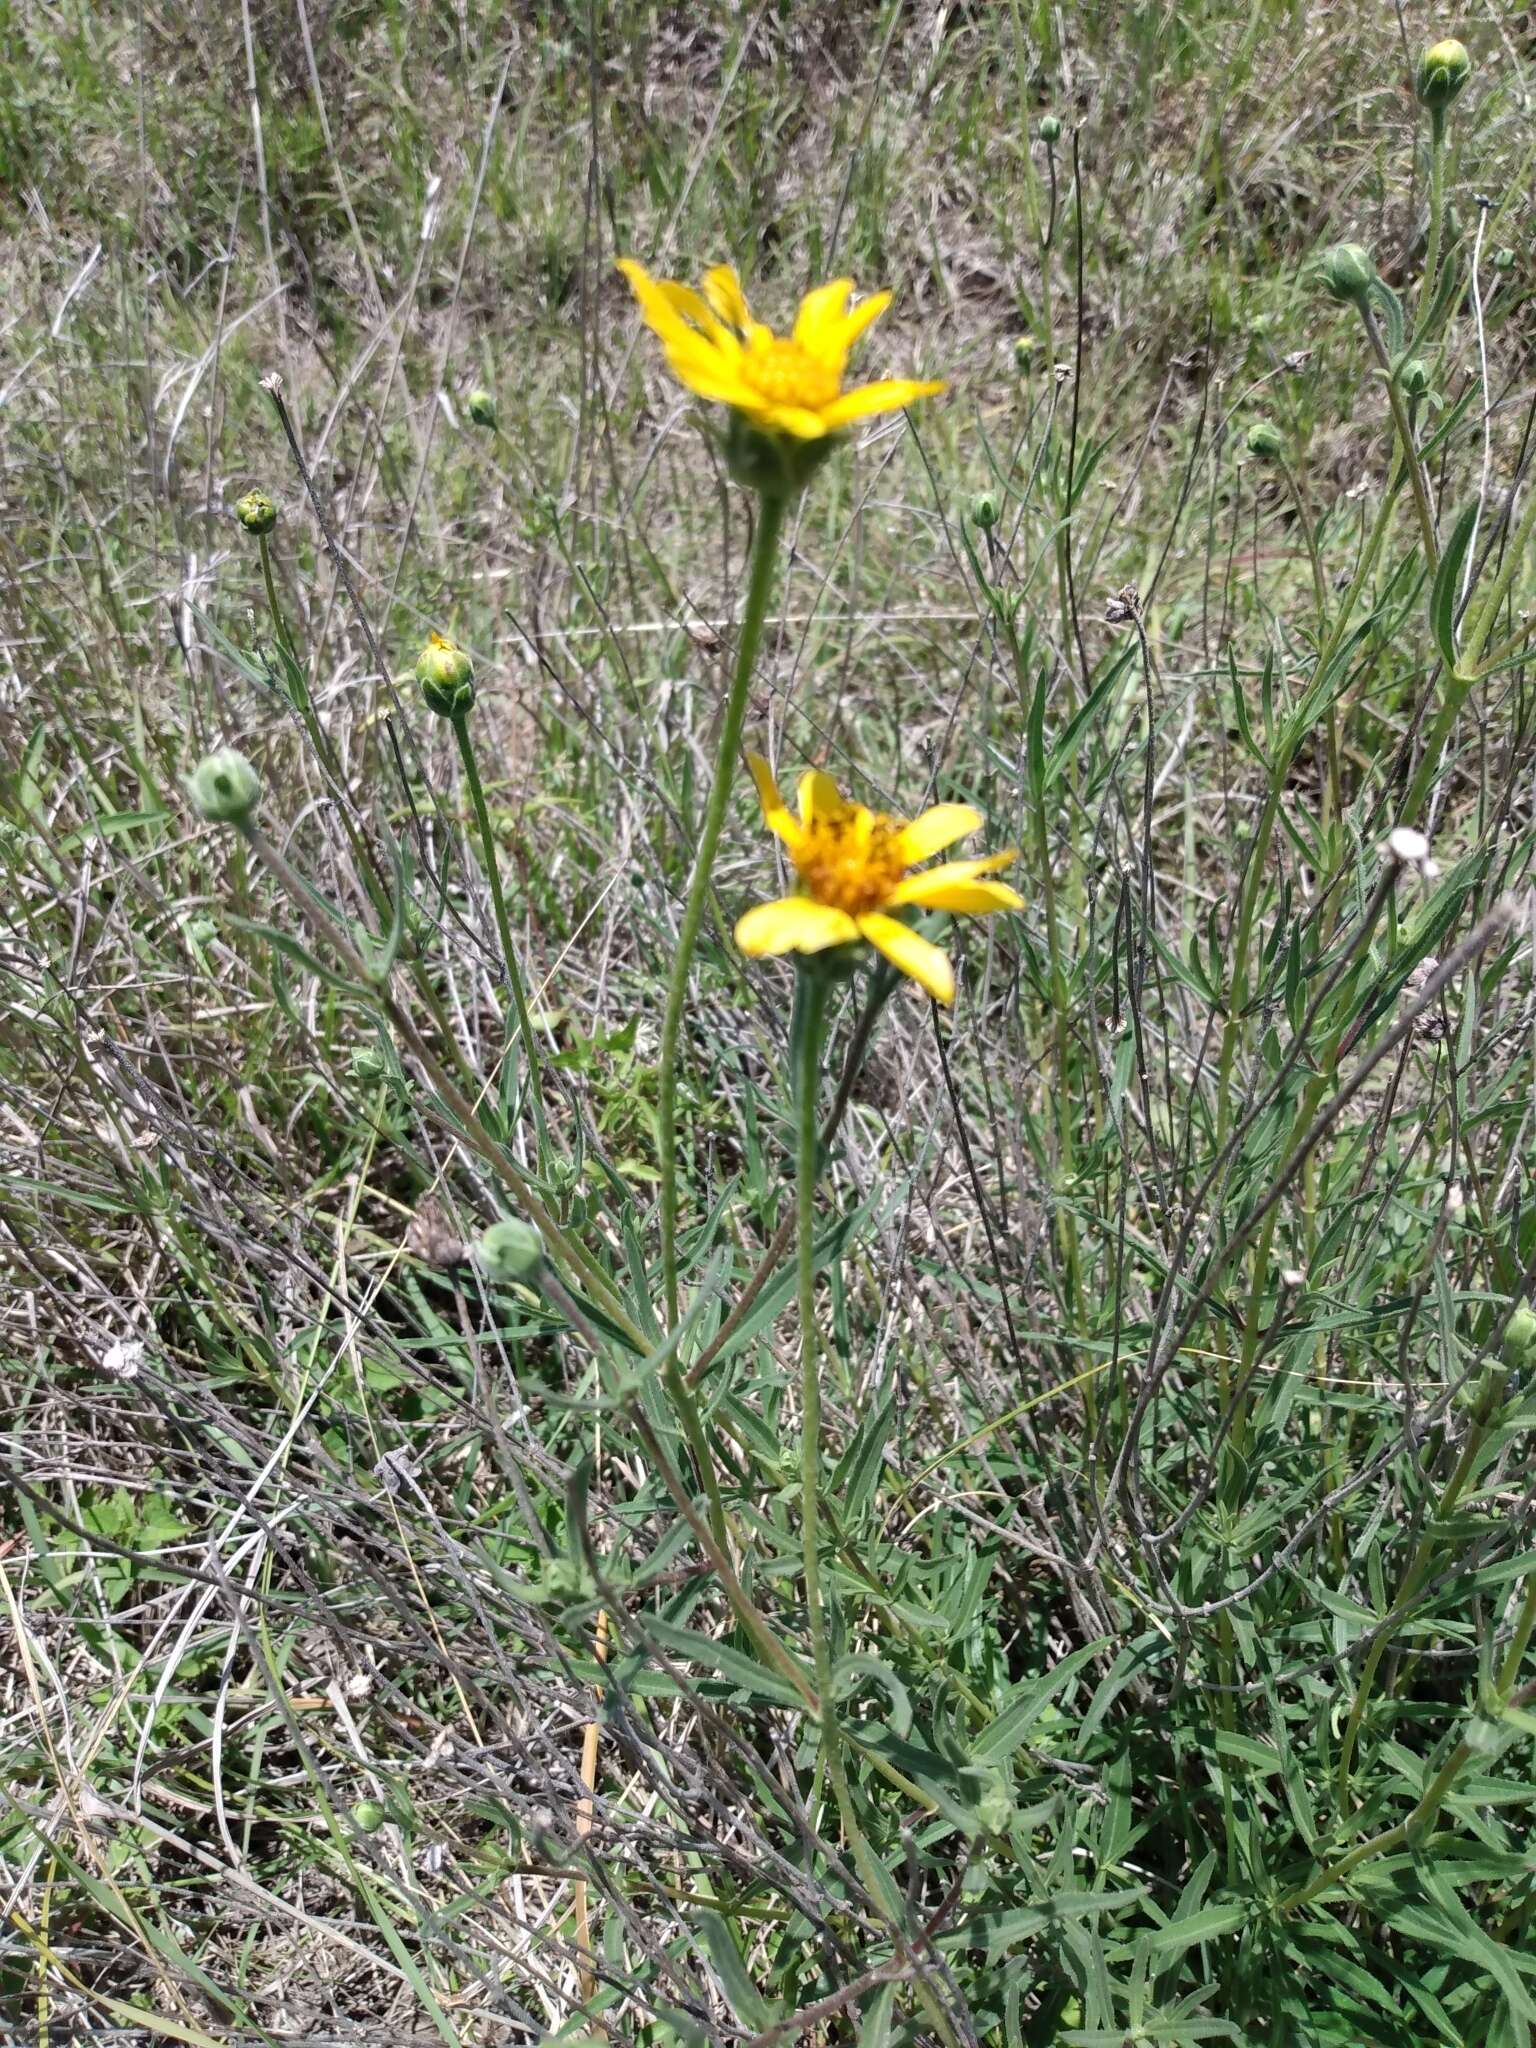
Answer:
[736,897,859,957]
[857,913,955,1004]
[617,259,697,346]
[797,768,846,825]
[660,339,751,404]
[657,278,731,343]
[893,803,983,865]
[886,852,1020,909]
[746,752,804,853]
[703,265,754,334]
[752,400,834,440]
[890,877,1024,916]
[818,377,947,430]
[792,278,854,360]
[826,289,892,361]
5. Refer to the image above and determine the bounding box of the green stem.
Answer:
[1282,1677,1536,1916]
[1401,674,1472,823]
[791,968,932,1980]
[259,531,344,790]
[258,532,297,665]
[236,818,637,1341]
[1496,1564,1536,1697]
[1417,109,1447,330]
[658,490,788,1324]
[252,534,475,1083]
[450,710,547,1163]
[1359,306,1438,574]
[1461,472,1536,674]
[1335,1367,1506,1815]
[1214,475,1401,1142]
[1280,456,1329,634]
[795,971,833,1731]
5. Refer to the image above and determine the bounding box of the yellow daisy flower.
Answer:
[735,755,1021,1006]
[616,259,945,443]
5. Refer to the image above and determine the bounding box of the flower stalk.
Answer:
[448,707,548,1163]
[657,488,788,1324]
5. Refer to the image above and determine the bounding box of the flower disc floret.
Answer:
[735,754,1021,1006]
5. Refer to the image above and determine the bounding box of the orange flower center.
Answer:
[741,338,841,413]
[793,809,907,916]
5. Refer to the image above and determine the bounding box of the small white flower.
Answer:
[101,1338,144,1380]
[1385,826,1441,879]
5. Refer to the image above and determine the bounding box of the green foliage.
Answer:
[3,3,1536,2044]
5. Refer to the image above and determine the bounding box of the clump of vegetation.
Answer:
[4,6,1536,2044]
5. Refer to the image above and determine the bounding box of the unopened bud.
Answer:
[1039,114,1062,143]
[1502,1305,1536,1370]
[1493,247,1515,274]
[971,490,999,531]
[235,488,277,536]
[478,1218,544,1283]
[415,632,476,718]
[1317,242,1377,308]
[1415,38,1470,111]
[1245,419,1285,461]
[1013,335,1035,372]
[466,387,498,430]
[1398,358,1431,399]
[353,1800,386,1834]
[188,747,261,825]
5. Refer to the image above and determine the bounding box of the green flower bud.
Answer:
[415,632,476,718]
[188,747,261,825]
[1317,242,1377,308]
[1039,114,1062,143]
[478,1217,544,1283]
[1493,247,1515,274]
[1455,1360,1507,1418]
[1013,335,1035,372]
[527,1556,597,1609]
[971,490,999,531]
[352,1799,386,1834]
[466,387,498,430]
[1398,357,1431,399]
[971,1769,1017,1837]
[1415,37,1470,110]
[235,488,277,536]
[1244,419,1285,461]
[1501,1305,1536,1370]
[349,1047,388,1085]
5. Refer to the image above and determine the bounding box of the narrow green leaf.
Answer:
[1430,502,1477,671]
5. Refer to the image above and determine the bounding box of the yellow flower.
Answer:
[735,755,1021,1006]
[616,260,945,442]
